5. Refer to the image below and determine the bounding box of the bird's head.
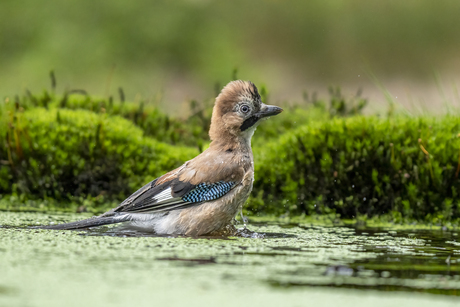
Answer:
[209,80,283,143]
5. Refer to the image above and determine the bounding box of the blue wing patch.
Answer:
[182,181,235,203]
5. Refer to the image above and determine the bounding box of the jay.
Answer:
[43,80,282,235]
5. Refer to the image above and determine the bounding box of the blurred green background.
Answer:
[2,0,460,111]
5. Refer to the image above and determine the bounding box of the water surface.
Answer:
[0,212,459,307]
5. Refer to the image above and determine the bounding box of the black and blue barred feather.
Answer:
[182,181,235,202]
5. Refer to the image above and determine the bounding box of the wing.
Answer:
[114,176,236,214]
[113,147,250,214]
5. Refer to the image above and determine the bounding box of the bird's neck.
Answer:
[209,131,254,155]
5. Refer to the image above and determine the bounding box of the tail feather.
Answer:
[35,214,130,230]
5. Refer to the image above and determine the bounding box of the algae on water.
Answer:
[0,212,459,307]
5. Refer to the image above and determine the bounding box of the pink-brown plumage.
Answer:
[40,80,282,236]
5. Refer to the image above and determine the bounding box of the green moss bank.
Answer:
[250,116,460,224]
[2,92,460,222]
[1,107,197,210]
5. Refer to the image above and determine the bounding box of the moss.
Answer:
[0,108,197,210]
[8,89,209,147]
[3,90,460,221]
[249,115,460,223]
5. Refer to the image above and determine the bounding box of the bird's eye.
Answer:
[240,104,250,113]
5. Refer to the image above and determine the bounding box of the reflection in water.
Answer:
[82,224,296,239]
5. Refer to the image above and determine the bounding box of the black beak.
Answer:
[257,104,283,118]
[240,103,283,131]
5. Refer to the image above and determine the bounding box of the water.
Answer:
[0,212,459,307]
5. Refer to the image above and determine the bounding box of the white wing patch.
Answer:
[152,187,174,202]
[142,187,184,212]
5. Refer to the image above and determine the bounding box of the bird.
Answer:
[40,80,283,236]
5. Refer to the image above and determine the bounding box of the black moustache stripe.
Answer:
[240,115,260,131]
